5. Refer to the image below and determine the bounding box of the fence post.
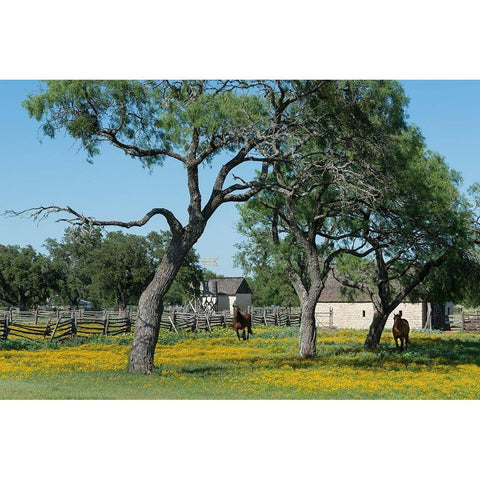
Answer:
[168,314,178,333]
[50,313,62,341]
[462,312,465,331]
[126,309,132,334]
[42,319,52,341]
[6,311,12,339]
[103,311,110,336]
[1,313,7,340]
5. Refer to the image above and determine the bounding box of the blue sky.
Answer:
[1,80,479,277]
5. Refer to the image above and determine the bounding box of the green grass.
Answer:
[2,327,480,399]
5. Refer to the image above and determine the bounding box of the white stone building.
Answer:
[201,277,252,313]
[315,275,437,330]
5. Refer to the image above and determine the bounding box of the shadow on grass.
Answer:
[153,363,233,377]
[150,334,480,377]
[311,335,480,370]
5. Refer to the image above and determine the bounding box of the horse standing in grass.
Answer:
[393,313,410,351]
[232,305,253,341]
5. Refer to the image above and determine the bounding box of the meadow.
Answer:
[1,327,480,399]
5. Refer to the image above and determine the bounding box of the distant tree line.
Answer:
[0,229,203,311]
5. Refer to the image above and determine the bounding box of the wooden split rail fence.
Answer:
[462,314,480,331]
[159,307,302,331]
[161,310,229,332]
[448,313,480,331]
[0,305,305,343]
[247,307,301,327]
[445,313,480,331]
[0,309,132,342]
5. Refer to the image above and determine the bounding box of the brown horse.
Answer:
[393,313,410,351]
[232,305,253,341]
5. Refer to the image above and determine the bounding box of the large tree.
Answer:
[16,80,330,373]
[236,81,410,357]
[333,147,473,348]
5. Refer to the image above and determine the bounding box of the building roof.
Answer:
[318,272,425,303]
[318,274,372,303]
[205,277,252,296]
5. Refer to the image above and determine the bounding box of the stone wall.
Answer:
[315,302,426,329]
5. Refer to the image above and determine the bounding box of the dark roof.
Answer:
[318,274,371,303]
[205,277,252,296]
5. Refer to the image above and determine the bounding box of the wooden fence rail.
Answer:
[0,309,133,342]
[0,305,308,343]
[461,314,480,331]
[443,313,480,332]
[247,306,301,327]
[161,310,228,332]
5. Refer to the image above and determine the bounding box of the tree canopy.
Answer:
[234,80,414,357]
[44,229,203,310]
[0,245,57,310]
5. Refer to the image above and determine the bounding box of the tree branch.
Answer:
[97,130,187,163]
[5,205,185,239]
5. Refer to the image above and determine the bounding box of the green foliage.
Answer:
[336,140,474,310]
[201,268,224,282]
[420,249,480,307]
[44,228,102,307]
[43,228,203,309]
[234,201,303,306]
[0,339,50,351]
[0,244,58,309]
[88,231,153,309]
[22,80,270,167]
[234,80,415,311]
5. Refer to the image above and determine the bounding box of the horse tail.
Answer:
[248,325,253,335]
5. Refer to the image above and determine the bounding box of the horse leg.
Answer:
[242,329,246,341]
[400,337,404,352]
[395,337,399,351]
[236,329,241,341]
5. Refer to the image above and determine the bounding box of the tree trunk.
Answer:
[128,233,199,374]
[128,283,164,373]
[118,299,127,313]
[364,310,389,349]
[299,296,318,358]
[18,294,27,311]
